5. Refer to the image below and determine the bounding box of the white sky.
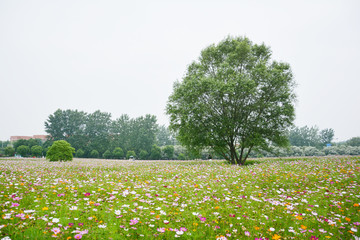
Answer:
[1,0,359,142]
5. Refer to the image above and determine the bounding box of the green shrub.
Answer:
[103,150,112,159]
[112,147,124,159]
[31,145,43,157]
[76,149,85,158]
[4,146,15,157]
[46,140,75,162]
[90,150,99,158]
[139,150,148,160]
[17,145,30,157]
[150,145,161,160]
[178,153,186,160]
[126,150,136,159]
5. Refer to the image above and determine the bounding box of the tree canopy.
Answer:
[44,109,171,158]
[167,36,296,165]
[46,140,75,162]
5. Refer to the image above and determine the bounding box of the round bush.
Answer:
[90,150,99,158]
[46,140,75,162]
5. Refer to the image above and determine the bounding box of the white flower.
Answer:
[351,227,357,232]
[192,212,199,216]
[69,206,77,211]
[98,224,107,228]
[115,210,121,215]
[269,227,275,232]
[311,211,318,216]
[1,237,11,240]
[52,218,59,223]
[176,230,184,235]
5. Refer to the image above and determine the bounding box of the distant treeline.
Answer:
[1,110,360,159]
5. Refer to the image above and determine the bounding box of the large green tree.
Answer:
[44,109,87,150]
[167,36,296,165]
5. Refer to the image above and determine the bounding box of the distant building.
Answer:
[10,135,48,142]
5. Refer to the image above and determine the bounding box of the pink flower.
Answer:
[84,193,91,197]
[74,234,82,239]
[130,219,139,225]
[180,227,187,232]
[11,202,20,207]
[245,231,250,236]
[157,227,166,233]
[310,236,319,240]
[51,227,61,234]
[200,217,206,222]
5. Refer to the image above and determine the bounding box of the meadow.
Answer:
[0,156,359,240]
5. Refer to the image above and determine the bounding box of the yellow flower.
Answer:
[214,206,220,209]
[272,234,281,240]
[254,226,260,230]
[354,203,359,207]
[301,225,307,230]
[296,216,303,220]
[345,217,351,222]
[42,207,48,211]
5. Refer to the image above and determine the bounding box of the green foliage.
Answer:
[139,150,149,160]
[150,145,162,160]
[167,36,296,165]
[320,128,335,145]
[156,125,174,146]
[162,145,174,160]
[31,145,43,157]
[289,126,334,147]
[126,150,136,159]
[177,153,186,160]
[76,149,85,158]
[17,145,30,157]
[102,150,112,159]
[45,110,160,158]
[112,147,124,159]
[46,140,75,162]
[347,137,360,147]
[90,150,99,158]
[4,146,15,157]
[13,139,29,150]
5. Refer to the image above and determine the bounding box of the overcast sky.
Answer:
[1,0,359,142]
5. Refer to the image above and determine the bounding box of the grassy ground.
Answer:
[0,156,359,239]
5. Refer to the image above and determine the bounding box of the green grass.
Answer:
[0,156,359,239]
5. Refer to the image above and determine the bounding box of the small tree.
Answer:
[103,150,112,159]
[112,147,124,159]
[17,145,30,157]
[90,150,99,158]
[177,153,186,160]
[126,150,136,159]
[76,149,85,158]
[46,140,75,162]
[31,145,43,157]
[162,145,174,160]
[347,137,360,147]
[139,150,148,160]
[150,144,162,160]
[4,146,15,157]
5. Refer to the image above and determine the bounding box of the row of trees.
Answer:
[1,138,50,158]
[288,126,335,148]
[44,109,175,159]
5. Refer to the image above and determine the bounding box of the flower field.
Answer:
[0,156,359,240]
